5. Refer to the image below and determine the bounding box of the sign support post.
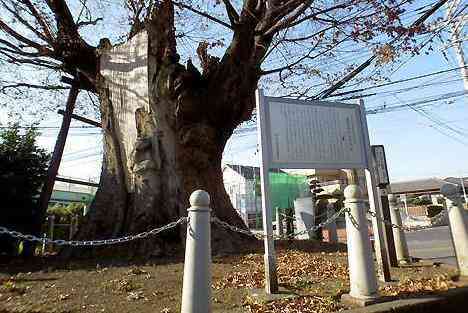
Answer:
[371,145,398,267]
[359,100,391,282]
[256,89,278,294]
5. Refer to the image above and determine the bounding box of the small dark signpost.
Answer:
[371,145,398,267]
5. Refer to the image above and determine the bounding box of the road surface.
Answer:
[405,226,456,266]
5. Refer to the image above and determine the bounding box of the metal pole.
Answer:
[379,187,398,267]
[446,0,468,91]
[357,99,391,282]
[181,190,212,313]
[326,202,338,243]
[275,207,284,238]
[460,177,468,204]
[365,169,392,281]
[256,89,278,293]
[440,184,468,277]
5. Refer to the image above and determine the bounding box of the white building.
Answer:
[222,164,261,227]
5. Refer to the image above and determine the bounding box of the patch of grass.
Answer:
[1,280,27,295]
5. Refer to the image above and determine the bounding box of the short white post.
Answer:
[388,194,411,264]
[275,208,284,238]
[326,202,338,243]
[342,185,379,305]
[48,215,55,240]
[440,184,468,277]
[41,234,46,255]
[48,215,55,251]
[181,190,212,313]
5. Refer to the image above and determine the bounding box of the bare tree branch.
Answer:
[0,81,68,92]
[173,1,233,30]
[264,0,313,36]
[0,19,52,54]
[222,0,240,26]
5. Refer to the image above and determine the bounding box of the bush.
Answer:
[0,123,50,256]
[47,202,84,223]
[408,197,432,206]
[427,205,443,218]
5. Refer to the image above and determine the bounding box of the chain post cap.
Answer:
[440,183,459,198]
[344,184,362,199]
[189,190,210,207]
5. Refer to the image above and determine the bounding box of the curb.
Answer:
[341,286,468,313]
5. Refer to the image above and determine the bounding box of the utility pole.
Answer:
[446,0,467,91]
[461,176,468,204]
[39,82,80,215]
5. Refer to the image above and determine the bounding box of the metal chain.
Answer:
[366,209,448,232]
[212,207,348,240]
[0,217,187,247]
[5,206,444,247]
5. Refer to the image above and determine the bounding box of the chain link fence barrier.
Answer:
[0,217,187,247]
[366,209,448,232]
[213,207,349,240]
[0,207,449,247]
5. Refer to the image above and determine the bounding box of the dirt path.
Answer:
[0,241,462,313]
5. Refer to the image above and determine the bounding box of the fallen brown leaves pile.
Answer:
[213,251,348,290]
[379,274,455,297]
[213,250,457,313]
[244,295,342,313]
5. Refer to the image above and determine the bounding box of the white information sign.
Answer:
[260,97,369,169]
[256,90,390,292]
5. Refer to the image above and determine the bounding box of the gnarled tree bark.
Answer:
[70,1,266,257]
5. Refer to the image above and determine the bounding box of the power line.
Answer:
[392,94,468,147]
[366,90,466,114]
[329,66,467,98]
[0,126,96,129]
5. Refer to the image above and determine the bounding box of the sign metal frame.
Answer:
[256,90,391,294]
[260,95,370,170]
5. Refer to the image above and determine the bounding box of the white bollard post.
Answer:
[440,184,468,277]
[342,185,379,306]
[48,215,55,252]
[181,190,212,313]
[326,202,338,243]
[275,208,284,238]
[388,194,411,264]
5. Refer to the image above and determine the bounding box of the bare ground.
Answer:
[0,241,463,313]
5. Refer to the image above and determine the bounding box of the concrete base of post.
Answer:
[248,287,298,303]
[341,293,382,307]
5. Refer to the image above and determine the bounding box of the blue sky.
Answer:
[223,48,467,182]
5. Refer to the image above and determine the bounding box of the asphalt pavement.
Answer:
[405,226,457,266]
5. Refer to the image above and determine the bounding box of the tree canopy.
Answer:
[0,0,456,118]
[0,123,50,256]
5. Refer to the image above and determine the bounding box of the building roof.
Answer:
[443,177,468,188]
[224,164,260,180]
[390,177,468,195]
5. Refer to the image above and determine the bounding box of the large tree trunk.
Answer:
[71,3,257,257]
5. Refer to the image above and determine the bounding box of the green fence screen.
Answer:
[256,171,309,209]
